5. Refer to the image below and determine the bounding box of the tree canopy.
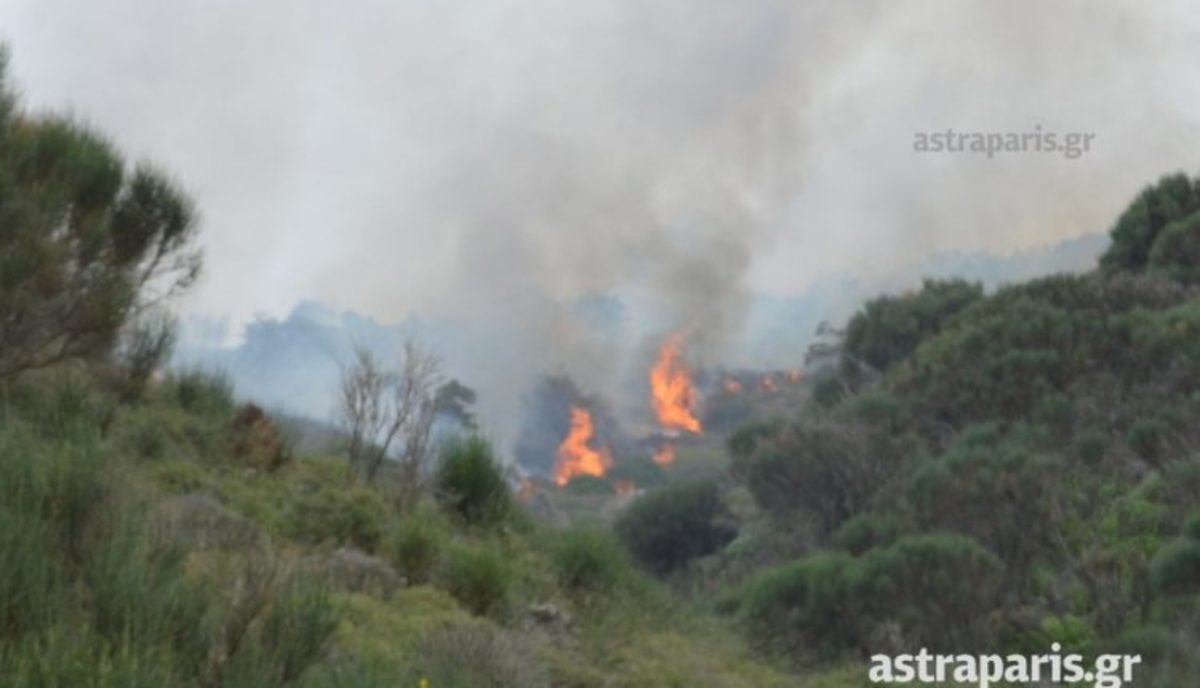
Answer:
[0,50,201,379]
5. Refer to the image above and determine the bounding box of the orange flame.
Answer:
[652,442,676,465]
[722,377,744,394]
[760,374,778,393]
[554,406,611,486]
[650,333,702,434]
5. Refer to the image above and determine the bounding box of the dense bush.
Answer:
[731,419,897,537]
[384,511,445,585]
[737,535,1002,659]
[1149,538,1200,596]
[1101,171,1200,276]
[907,429,1063,579]
[222,577,338,686]
[434,437,512,526]
[443,544,513,616]
[551,527,631,593]
[615,480,735,575]
[284,476,388,552]
[0,52,201,382]
[855,534,1003,650]
[167,368,236,417]
[842,278,983,375]
[737,552,861,659]
[831,512,909,556]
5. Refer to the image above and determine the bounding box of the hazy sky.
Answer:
[2,0,1199,337]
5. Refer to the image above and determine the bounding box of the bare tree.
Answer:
[337,347,387,481]
[336,337,442,487]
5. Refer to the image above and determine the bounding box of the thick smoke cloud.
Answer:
[3,0,1198,447]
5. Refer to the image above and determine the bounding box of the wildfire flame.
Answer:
[554,406,611,486]
[652,442,676,465]
[722,377,744,394]
[759,374,778,392]
[650,332,703,434]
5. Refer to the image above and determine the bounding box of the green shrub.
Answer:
[257,578,338,684]
[0,628,178,688]
[908,434,1063,577]
[737,534,1002,659]
[1150,538,1200,596]
[731,419,895,537]
[443,544,512,616]
[615,480,735,575]
[551,527,630,593]
[0,508,60,637]
[1101,171,1200,274]
[737,552,862,658]
[86,513,210,672]
[1074,426,1108,465]
[856,533,1003,650]
[434,437,512,526]
[832,512,907,556]
[385,512,445,585]
[167,368,236,417]
[842,278,983,374]
[284,479,388,552]
[606,455,666,489]
[1185,514,1200,541]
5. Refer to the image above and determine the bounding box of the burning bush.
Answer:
[514,374,629,480]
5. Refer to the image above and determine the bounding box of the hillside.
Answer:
[4,33,1200,687]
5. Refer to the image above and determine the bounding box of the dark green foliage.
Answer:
[1150,539,1200,596]
[615,480,735,575]
[737,552,862,659]
[841,278,983,375]
[284,478,387,552]
[731,419,897,537]
[562,474,616,496]
[832,512,908,556]
[907,429,1063,578]
[0,54,201,381]
[255,579,338,684]
[606,455,666,489]
[384,513,444,585]
[434,437,512,526]
[1185,514,1200,541]
[433,379,478,431]
[1101,171,1200,276]
[737,535,1002,659]
[898,273,1198,431]
[854,534,1003,649]
[168,368,236,417]
[85,514,210,671]
[443,545,513,616]
[1074,425,1109,465]
[111,310,178,403]
[551,527,630,593]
